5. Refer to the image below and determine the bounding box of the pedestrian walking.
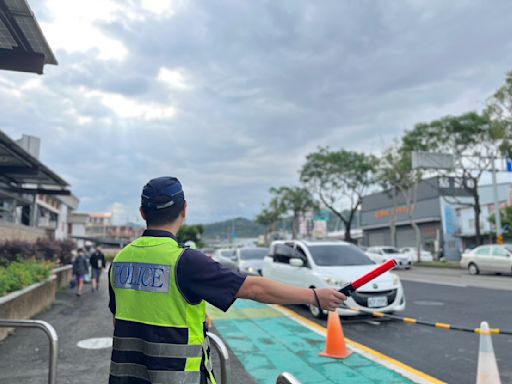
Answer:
[72,248,88,296]
[108,176,346,384]
[90,246,106,291]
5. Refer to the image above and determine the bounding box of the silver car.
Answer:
[235,248,268,275]
[460,244,512,275]
[213,248,238,271]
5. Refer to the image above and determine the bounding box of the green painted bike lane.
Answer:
[208,300,417,384]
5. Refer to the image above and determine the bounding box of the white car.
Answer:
[262,240,406,318]
[399,247,433,262]
[366,246,412,269]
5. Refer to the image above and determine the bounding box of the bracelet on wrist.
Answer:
[311,288,322,309]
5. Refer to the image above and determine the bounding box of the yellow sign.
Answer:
[497,235,504,245]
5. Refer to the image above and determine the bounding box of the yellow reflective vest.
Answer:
[109,235,216,384]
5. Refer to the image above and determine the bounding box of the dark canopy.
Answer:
[0,0,57,74]
[0,130,69,196]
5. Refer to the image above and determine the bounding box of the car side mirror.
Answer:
[289,258,305,267]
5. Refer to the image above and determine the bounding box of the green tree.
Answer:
[402,112,498,245]
[489,206,512,236]
[256,201,284,245]
[300,147,378,243]
[177,224,205,248]
[378,142,425,260]
[485,71,512,159]
[269,186,316,239]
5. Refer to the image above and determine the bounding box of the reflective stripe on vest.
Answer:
[113,337,202,358]
[110,236,216,384]
[110,361,201,384]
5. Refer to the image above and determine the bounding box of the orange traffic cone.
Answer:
[320,310,352,359]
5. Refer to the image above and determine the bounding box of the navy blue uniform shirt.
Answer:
[108,229,247,315]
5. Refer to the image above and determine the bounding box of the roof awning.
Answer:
[0,0,57,74]
[0,129,70,195]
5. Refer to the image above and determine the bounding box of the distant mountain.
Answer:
[202,217,265,239]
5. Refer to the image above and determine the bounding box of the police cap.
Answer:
[141,176,185,211]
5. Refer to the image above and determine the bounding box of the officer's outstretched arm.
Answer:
[236,276,345,311]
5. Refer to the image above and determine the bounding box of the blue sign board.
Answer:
[443,206,457,235]
[507,158,512,172]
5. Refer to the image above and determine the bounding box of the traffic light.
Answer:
[497,234,504,245]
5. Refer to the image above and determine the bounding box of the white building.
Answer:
[34,193,80,240]
[455,183,511,248]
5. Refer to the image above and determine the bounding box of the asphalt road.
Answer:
[287,273,512,384]
[0,269,253,384]
[396,266,512,291]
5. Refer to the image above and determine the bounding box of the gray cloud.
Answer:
[2,0,512,224]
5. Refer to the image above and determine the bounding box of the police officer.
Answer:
[108,176,346,384]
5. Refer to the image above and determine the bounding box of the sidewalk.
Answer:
[0,275,113,384]
[0,269,253,384]
[208,300,435,384]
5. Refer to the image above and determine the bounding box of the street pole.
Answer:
[491,154,503,243]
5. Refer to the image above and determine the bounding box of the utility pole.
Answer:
[491,154,503,244]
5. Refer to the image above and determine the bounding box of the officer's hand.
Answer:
[314,288,346,311]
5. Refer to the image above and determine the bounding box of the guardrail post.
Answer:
[206,332,231,384]
[276,372,302,384]
[0,319,58,384]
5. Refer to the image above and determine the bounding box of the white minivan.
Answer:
[262,240,406,318]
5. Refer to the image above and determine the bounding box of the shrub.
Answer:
[35,238,60,261]
[56,239,75,265]
[0,240,35,267]
[0,259,54,296]
[0,239,75,267]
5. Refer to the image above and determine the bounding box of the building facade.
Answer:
[361,176,471,260]
[0,132,76,242]
[68,211,143,247]
[362,176,512,260]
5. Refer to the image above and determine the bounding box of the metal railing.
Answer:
[0,319,58,384]
[276,372,302,384]
[207,332,231,384]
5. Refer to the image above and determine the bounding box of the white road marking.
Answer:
[364,320,382,325]
[398,277,468,287]
[77,337,113,350]
[412,300,445,306]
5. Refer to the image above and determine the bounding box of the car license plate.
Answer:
[368,296,387,308]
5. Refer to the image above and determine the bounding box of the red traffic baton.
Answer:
[339,259,398,296]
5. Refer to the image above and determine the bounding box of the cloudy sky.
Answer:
[1,0,512,224]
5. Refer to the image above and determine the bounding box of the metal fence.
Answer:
[207,331,231,384]
[276,372,302,384]
[0,322,228,384]
[0,319,58,384]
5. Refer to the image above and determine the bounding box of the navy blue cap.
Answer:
[141,176,185,210]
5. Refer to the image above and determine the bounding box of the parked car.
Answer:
[262,240,405,318]
[213,248,238,271]
[235,247,268,275]
[460,244,512,275]
[399,247,433,262]
[366,246,412,269]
